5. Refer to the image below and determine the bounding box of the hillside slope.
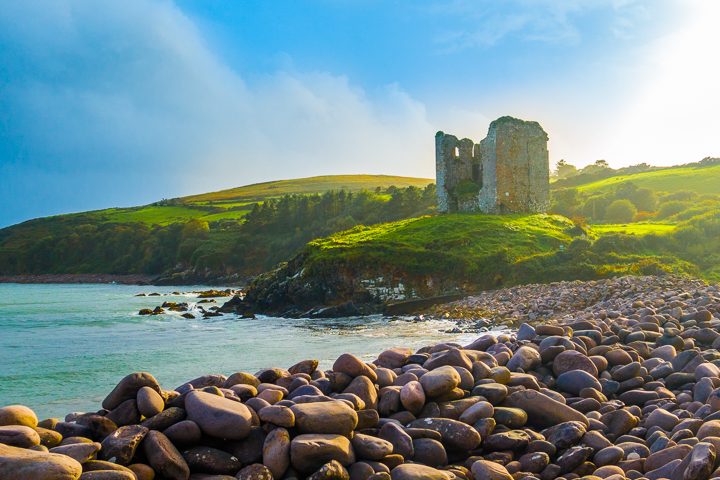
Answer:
[242,210,717,316]
[576,163,720,195]
[0,175,434,282]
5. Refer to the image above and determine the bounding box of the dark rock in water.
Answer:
[307,302,361,318]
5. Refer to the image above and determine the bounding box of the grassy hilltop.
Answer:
[68,174,434,226]
[2,160,719,292]
[244,160,720,313]
[0,175,434,281]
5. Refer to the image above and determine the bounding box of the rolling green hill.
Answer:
[0,175,434,281]
[576,163,720,195]
[244,211,716,315]
[3,159,720,294]
[65,175,434,226]
[184,174,433,204]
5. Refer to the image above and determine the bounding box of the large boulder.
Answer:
[102,372,161,411]
[184,390,253,440]
[291,400,358,436]
[0,443,82,480]
[290,433,355,473]
[505,390,589,428]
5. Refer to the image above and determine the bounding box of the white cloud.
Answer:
[0,0,436,225]
[597,0,720,166]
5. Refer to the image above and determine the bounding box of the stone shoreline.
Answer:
[1,275,720,479]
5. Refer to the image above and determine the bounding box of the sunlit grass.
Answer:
[577,164,720,195]
[590,223,677,236]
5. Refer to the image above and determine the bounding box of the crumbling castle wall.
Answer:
[436,116,549,214]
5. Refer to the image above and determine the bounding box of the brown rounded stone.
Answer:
[399,381,425,415]
[553,350,599,377]
[102,372,161,411]
[351,433,394,461]
[101,424,148,465]
[0,425,41,448]
[142,430,190,480]
[223,372,260,388]
[185,390,253,440]
[182,446,241,475]
[290,433,355,473]
[127,463,155,480]
[50,442,100,463]
[263,427,291,479]
[137,386,164,418]
[0,405,38,427]
[162,420,202,446]
[291,400,358,436]
[333,353,378,382]
[419,366,461,398]
[407,418,481,451]
[34,426,63,448]
[471,460,513,480]
[390,464,452,480]
[236,463,274,480]
[0,443,83,480]
[78,472,136,480]
[505,390,589,428]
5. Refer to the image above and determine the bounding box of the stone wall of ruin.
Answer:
[436,116,549,214]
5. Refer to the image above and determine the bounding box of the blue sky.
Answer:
[0,0,717,226]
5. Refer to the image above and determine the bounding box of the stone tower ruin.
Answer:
[436,116,550,214]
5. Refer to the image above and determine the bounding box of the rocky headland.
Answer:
[2,276,720,479]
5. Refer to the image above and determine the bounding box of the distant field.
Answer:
[183,175,433,204]
[590,223,677,236]
[26,174,433,227]
[576,164,720,195]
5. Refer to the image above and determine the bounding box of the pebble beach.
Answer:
[2,275,720,480]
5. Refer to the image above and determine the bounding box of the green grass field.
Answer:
[576,164,720,195]
[589,223,677,236]
[306,214,575,277]
[183,174,433,204]
[10,174,433,227]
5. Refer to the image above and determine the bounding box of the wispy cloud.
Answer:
[430,0,654,51]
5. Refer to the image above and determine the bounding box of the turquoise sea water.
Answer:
[0,283,480,419]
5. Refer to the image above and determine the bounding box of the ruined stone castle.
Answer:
[436,116,550,214]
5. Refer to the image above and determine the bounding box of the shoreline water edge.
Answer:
[1,276,720,478]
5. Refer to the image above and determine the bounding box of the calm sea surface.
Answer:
[0,283,482,419]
